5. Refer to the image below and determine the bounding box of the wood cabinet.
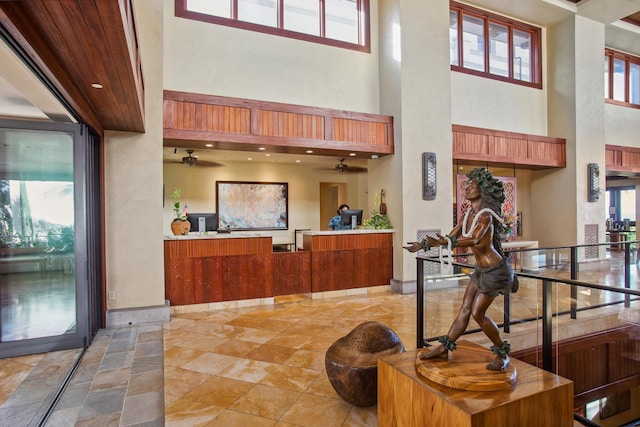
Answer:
[164,237,274,305]
[273,251,311,296]
[511,325,640,407]
[164,231,393,306]
[303,232,393,293]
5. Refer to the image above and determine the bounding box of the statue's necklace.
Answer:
[461,207,504,238]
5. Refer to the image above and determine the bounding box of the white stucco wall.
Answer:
[605,103,640,148]
[163,0,380,114]
[395,0,453,282]
[451,73,548,135]
[103,0,166,310]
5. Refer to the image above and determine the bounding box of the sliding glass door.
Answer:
[0,120,98,357]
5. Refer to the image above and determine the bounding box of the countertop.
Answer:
[301,229,395,235]
[164,232,267,240]
[165,229,395,240]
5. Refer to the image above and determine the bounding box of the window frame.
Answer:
[450,1,542,89]
[175,0,371,53]
[605,48,640,110]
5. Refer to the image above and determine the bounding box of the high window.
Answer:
[175,0,370,53]
[605,49,640,108]
[449,1,542,88]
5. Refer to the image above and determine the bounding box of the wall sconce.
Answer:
[587,163,599,202]
[422,152,436,200]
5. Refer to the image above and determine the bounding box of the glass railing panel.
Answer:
[417,244,640,426]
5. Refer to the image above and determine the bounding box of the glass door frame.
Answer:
[0,119,96,358]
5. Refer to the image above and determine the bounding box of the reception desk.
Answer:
[302,229,394,293]
[164,229,393,306]
[502,240,539,271]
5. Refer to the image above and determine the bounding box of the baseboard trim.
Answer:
[105,301,170,327]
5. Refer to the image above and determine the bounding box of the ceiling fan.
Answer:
[333,158,367,173]
[169,149,224,167]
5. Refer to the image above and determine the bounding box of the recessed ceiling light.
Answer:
[306,150,313,154]
[349,153,356,156]
[371,154,379,159]
[265,153,271,157]
[258,147,266,151]
[296,160,301,163]
[205,143,213,147]
[91,83,103,89]
[248,157,253,160]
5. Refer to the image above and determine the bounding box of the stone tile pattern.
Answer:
[43,323,165,426]
[163,292,419,426]
[2,261,634,426]
[0,348,82,426]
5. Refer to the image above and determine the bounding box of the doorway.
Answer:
[320,182,347,230]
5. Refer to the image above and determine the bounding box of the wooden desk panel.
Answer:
[165,232,392,305]
[304,233,393,292]
[164,237,274,305]
[273,251,311,296]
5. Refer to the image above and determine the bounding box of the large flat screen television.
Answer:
[340,209,363,229]
[187,213,218,232]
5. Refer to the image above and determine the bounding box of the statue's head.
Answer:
[466,168,506,251]
[466,168,505,205]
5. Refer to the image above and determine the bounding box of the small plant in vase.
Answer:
[170,188,191,235]
[499,214,514,241]
[363,192,393,230]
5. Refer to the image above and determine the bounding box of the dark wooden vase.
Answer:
[325,321,404,406]
[171,219,191,236]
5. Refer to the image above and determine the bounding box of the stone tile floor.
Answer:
[0,260,637,426]
[0,324,164,426]
[162,291,418,426]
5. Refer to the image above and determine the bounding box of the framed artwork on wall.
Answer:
[216,181,288,230]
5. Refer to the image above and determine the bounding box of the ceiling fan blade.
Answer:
[340,165,367,173]
[194,160,224,167]
[332,158,367,173]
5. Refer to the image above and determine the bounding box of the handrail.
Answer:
[416,239,640,350]
[415,239,640,425]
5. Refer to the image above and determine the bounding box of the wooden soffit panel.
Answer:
[606,144,640,175]
[0,0,145,134]
[163,90,394,158]
[452,125,566,169]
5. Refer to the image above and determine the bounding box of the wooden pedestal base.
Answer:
[378,341,574,427]
[415,342,517,391]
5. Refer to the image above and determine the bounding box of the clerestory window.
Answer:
[449,1,542,89]
[175,0,370,53]
[605,48,640,108]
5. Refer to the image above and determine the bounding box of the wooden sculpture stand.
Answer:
[414,340,517,391]
[378,341,574,427]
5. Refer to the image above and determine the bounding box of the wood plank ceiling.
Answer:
[0,0,144,135]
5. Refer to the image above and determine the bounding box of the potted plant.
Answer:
[363,192,393,230]
[499,214,514,241]
[170,188,191,235]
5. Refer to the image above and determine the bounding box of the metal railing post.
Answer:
[503,294,510,333]
[542,279,553,372]
[625,243,631,308]
[417,257,424,349]
[570,246,578,319]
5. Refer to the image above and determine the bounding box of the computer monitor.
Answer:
[340,209,363,229]
[187,213,218,232]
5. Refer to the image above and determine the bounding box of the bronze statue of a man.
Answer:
[405,167,518,371]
